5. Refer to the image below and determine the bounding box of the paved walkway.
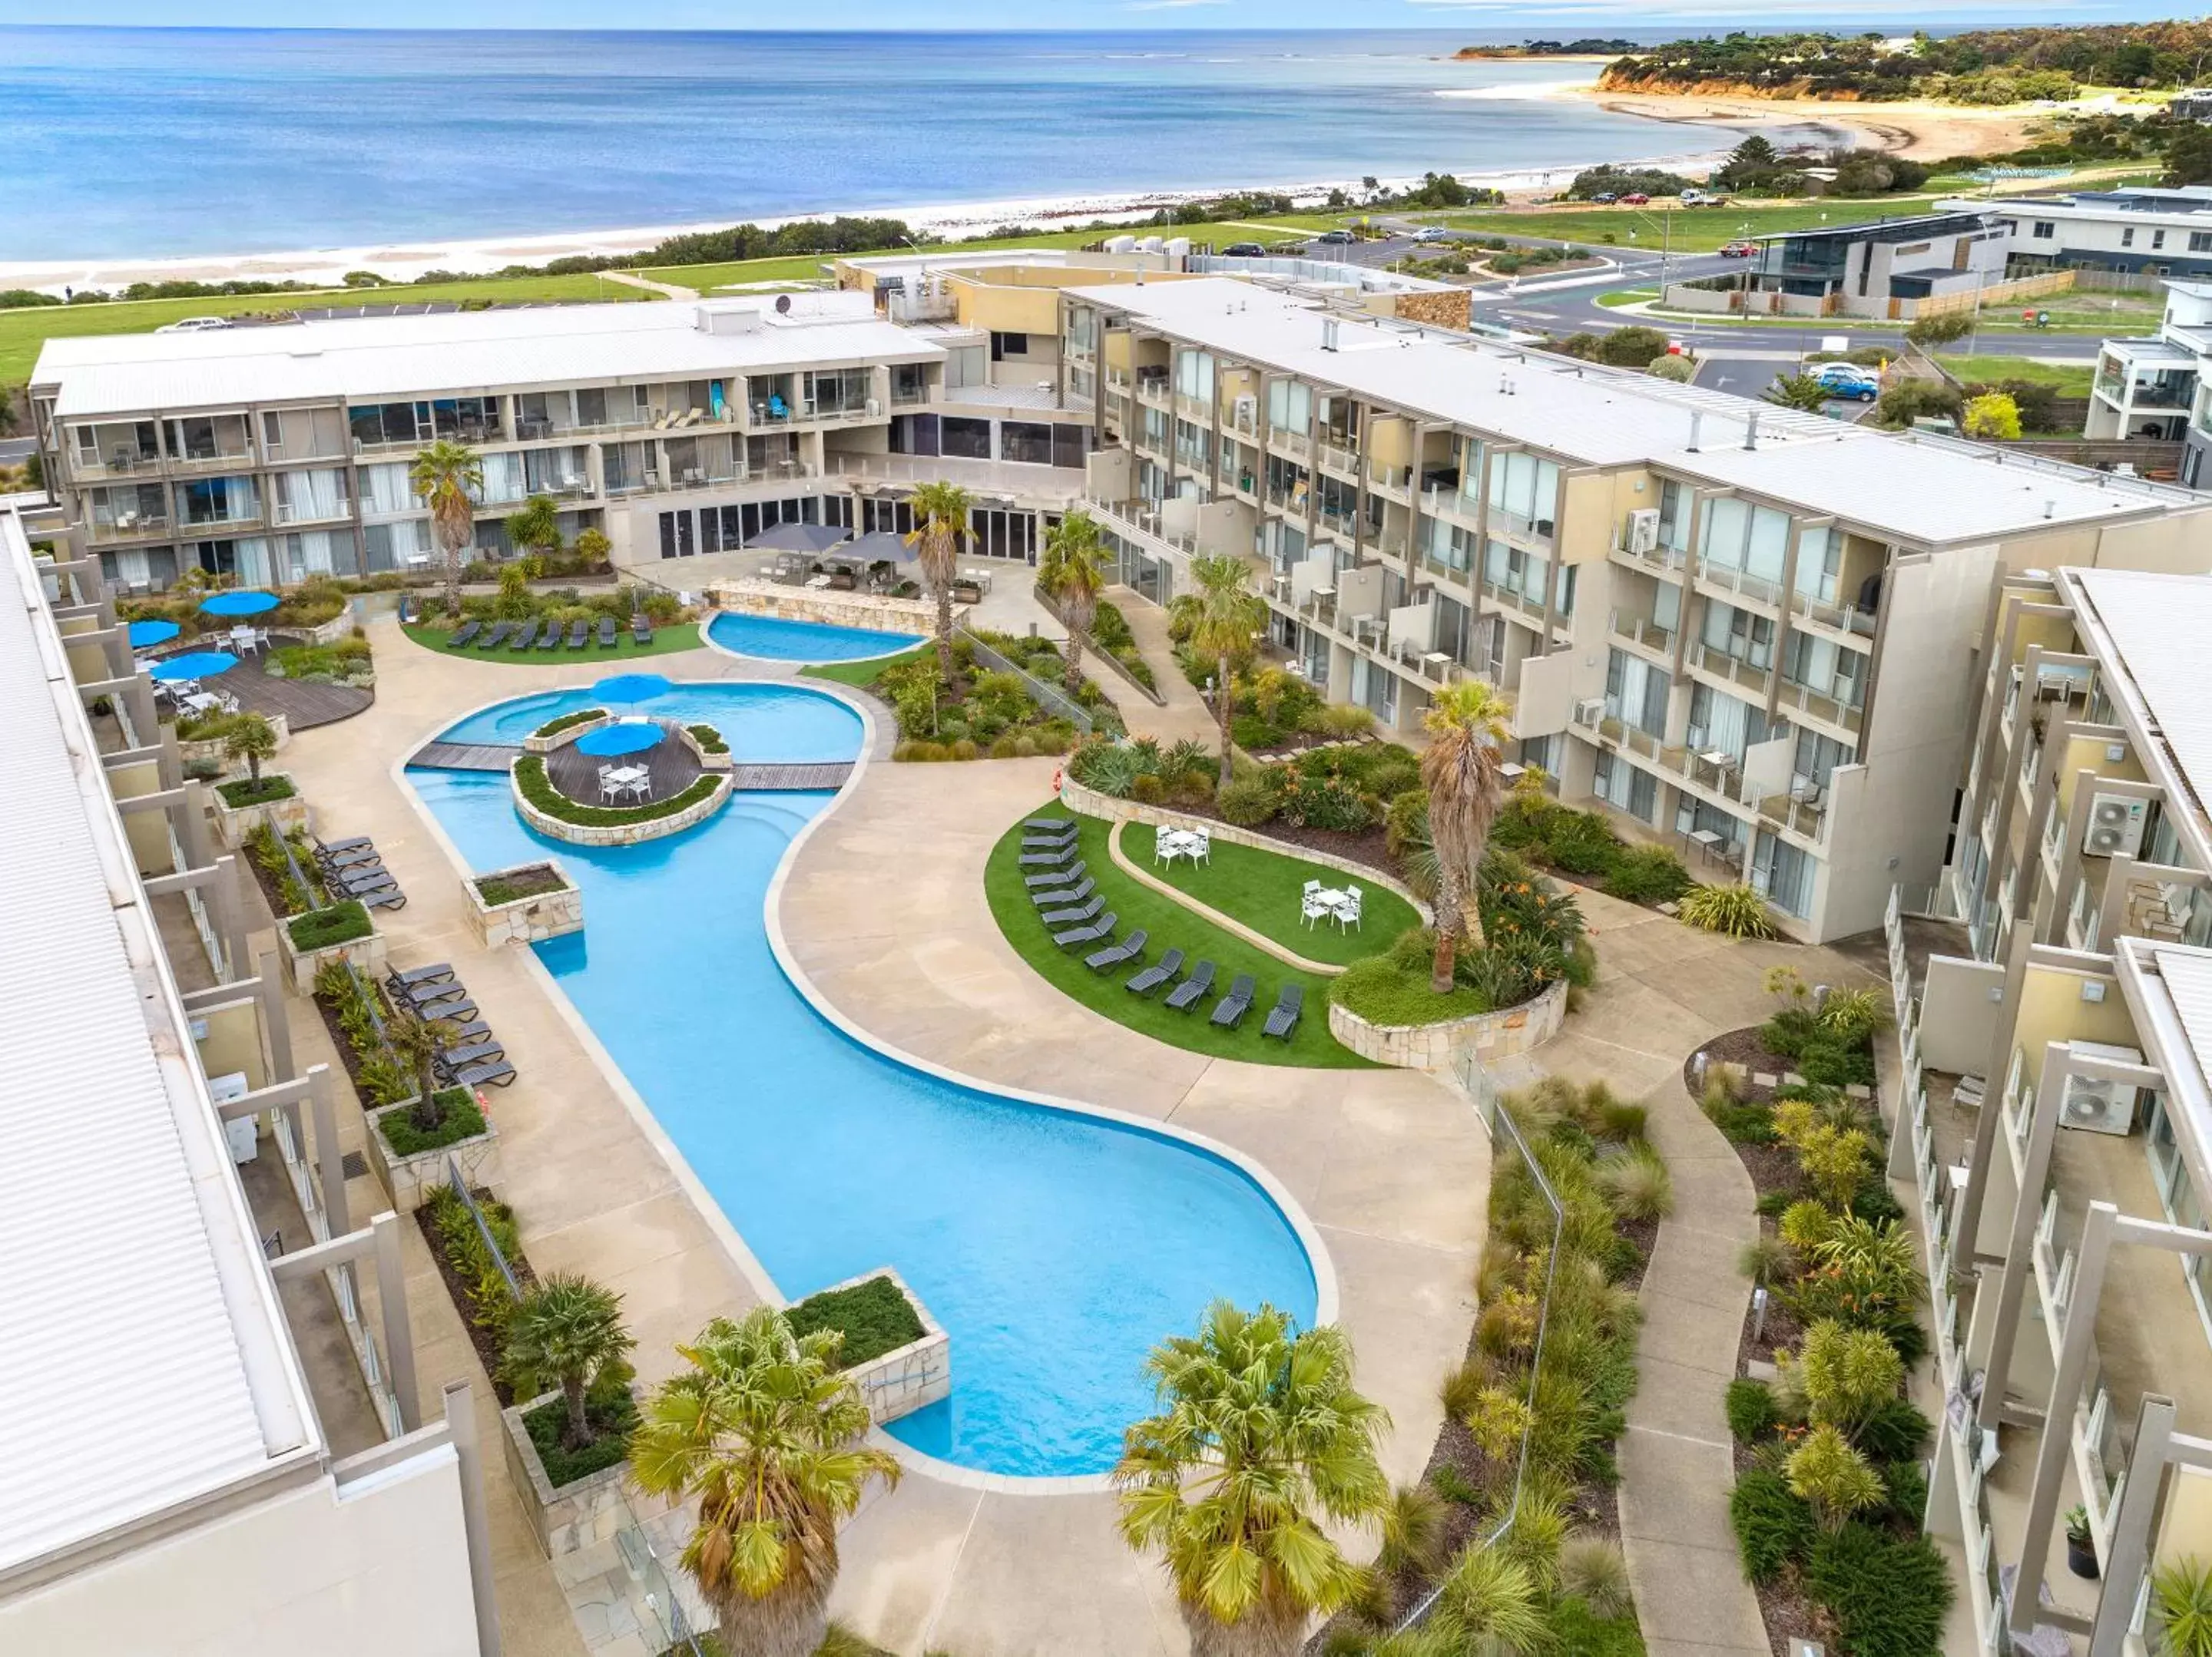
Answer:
[1108,585,1220,747]
[1533,888,1876,1657]
[601,270,697,300]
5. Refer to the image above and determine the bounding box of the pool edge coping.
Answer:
[389,672,1341,1500]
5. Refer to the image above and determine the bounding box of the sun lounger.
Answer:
[566,620,588,650]
[1209,974,1257,1029]
[320,835,373,854]
[1018,845,1075,869]
[316,840,380,869]
[389,962,455,989]
[1031,875,1094,910]
[632,615,653,644]
[539,623,564,651]
[1086,929,1147,972]
[1126,948,1186,997]
[447,1057,516,1090]
[1040,894,1103,929]
[449,620,482,648]
[1022,826,1078,848]
[598,617,617,648]
[359,886,409,913]
[1023,860,1085,891]
[1051,911,1115,949]
[407,979,470,1010]
[1023,816,1071,833]
[429,1020,490,1046]
[1164,961,1217,1011]
[1261,984,1304,1041]
[330,867,396,897]
[438,1039,505,1068]
[478,621,514,650]
[508,620,539,651]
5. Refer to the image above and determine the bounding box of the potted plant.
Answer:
[2066,1503,2098,1579]
[363,1001,499,1208]
[498,1273,643,1556]
[2156,1557,2212,1657]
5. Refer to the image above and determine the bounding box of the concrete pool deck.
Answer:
[274,614,1488,1656]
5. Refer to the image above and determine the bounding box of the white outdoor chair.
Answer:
[1301,879,1327,929]
[1187,828,1211,865]
[1341,884,1363,932]
[1154,825,1175,865]
[597,765,620,805]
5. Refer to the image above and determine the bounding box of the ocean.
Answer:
[0,26,1738,263]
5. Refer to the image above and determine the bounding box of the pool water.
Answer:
[439,682,856,759]
[707,610,915,663]
[407,683,1316,1477]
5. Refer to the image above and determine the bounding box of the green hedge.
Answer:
[217,774,296,809]
[287,900,371,952]
[1328,954,1492,1027]
[533,708,606,739]
[686,723,728,754]
[377,1090,486,1157]
[522,1391,637,1488]
[513,754,721,827]
[785,1275,926,1368]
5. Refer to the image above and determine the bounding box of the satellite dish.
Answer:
[775,294,793,315]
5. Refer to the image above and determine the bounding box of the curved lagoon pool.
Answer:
[707,611,915,663]
[408,682,1316,1477]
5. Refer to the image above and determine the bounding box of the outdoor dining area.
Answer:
[131,588,369,730]
[541,716,701,809]
[756,521,996,603]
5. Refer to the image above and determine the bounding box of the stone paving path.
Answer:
[1108,584,1222,747]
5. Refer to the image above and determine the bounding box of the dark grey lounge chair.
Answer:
[1127,948,1187,997]
[598,616,617,647]
[1024,816,1071,833]
[389,962,455,989]
[359,887,409,913]
[1022,825,1078,846]
[632,614,652,644]
[435,1020,491,1046]
[1261,984,1305,1041]
[1023,860,1085,891]
[1041,894,1103,929]
[1209,974,1257,1029]
[331,867,396,898]
[539,622,565,651]
[439,1039,505,1069]
[1018,845,1075,869]
[566,620,588,650]
[1031,875,1094,910]
[508,620,540,651]
[449,620,482,648]
[448,1056,516,1089]
[408,980,469,1010]
[320,835,373,854]
[409,991,472,1020]
[316,840,380,869]
[1086,929,1147,972]
[479,621,514,650]
[1164,961,1216,1010]
[1052,911,1115,949]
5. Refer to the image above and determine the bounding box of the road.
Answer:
[0,437,36,466]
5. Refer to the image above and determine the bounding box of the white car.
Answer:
[154,316,231,334]
[1412,227,1452,243]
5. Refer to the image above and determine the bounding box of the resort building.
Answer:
[0,501,498,1655]
[1946,184,2212,283]
[1734,210,2014,322]
[1883,566,2212,1655]
[2085,279,2212,484]
[1059,275,2212,944]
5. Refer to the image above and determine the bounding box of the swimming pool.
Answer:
[406,682,1316,1478]
[707,610,916,663]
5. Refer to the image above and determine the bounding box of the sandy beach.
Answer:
[1564,84,2042,164]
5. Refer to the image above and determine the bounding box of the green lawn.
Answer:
[1124,822,1419,968]
[800,644,931,687]
[984,809,1375,1069]
[402,621,702,663]
[1931,354,2095,395]
[0,273,656,383]
[1432,193,1956,254]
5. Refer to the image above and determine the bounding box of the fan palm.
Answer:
[1115,1301,1391,1657]
[904,480,974,677]
[220,711,279,783]
[382,1002,452,1133]
[408,438,483,620]
[1038,508,1111,693]
[501,1273,634,1447]
[629,1309,901,1657]
[1181,553,1267,778]
[1419,680,1513,993]
[1762,372,1836,413]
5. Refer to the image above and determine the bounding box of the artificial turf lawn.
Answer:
[402,622,702,663]
[1121,821,1421,967]
[800,644,930,687]
[982,806,1377,1070]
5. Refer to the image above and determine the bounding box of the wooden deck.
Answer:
[544,728,704,805]
[223,651,373,731]
[412,742,520,772]
[728,762,854,792]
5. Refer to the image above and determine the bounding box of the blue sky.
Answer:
[6,2,2189,28]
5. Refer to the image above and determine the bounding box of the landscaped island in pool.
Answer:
[707,610,914,663]
[407,681,1316,1478]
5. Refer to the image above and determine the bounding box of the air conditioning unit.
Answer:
[1574,696,1607,727]
[866,398,882,418]
[1233,395,1257,425]
[2060,1041,2144,1136]
[1624,508,1661,554]
[1535,518,1556,538]
[2083,792,2148,859]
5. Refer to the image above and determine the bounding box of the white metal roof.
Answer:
[36,296,944,420]
[0,511,314,1578]
[2151,945,2212,1080]
[1072,277,2187,546]
[2065,567,2212,850]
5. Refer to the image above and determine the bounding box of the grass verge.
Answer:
[983,807,1374,1069]
[800,643,931,687]
[1929,353,2094,394]
[1124,822,1419,968]
[402,622,701,662]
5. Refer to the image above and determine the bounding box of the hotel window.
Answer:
[1700,601,1774,670]
[941,417,992,460]
[990,332,1028,359]
[1700,498,1790,591]
[1068,306,1097,354]
[1265,378,1313,436]
[2155,230,2169,250]
[1592,752,1659,823]
[2032,221,2055,240]
[1657,480,1693,551]
[1002,422,1056,466]
[2123,227,2137,248]
[1605,648,1668,739]
[892,362,929,404]
[1051,425,1089,468]
[1753,833,1815,918]
[1686,683,1770,761]
[1174,349,1215,402]
[1485,451,1560,536]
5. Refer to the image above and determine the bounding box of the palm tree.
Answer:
[1038,508,1111,694]
[903,481,974,678]
[502,1273,634,1448]
[1419,680,1513,994]
[1762,372,1835,413]
[629,1309,902,1657]
[382,1003,452,1133]
[220,711,278,783]
[1115,1301,1391,1657]
[1181,553,1267,779]
[504,494,561,563]
[409,438,484,620]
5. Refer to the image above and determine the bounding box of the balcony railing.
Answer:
[1488,504,1555,547]
[1088,494,1197,555]
[1609,606,1675,659]
[1316,440,1360,479]
[1608,533,1689,576]
[1695,560,1784,610]
[1685,640,1773,698]
[1422,484,1481,526]
[838,451,1083,499]
[88,514,173,544]
[274,498,353,526]
[1787,586,1877,643]
[1776,676,1866,736]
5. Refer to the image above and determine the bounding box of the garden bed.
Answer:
[512,753,729,844]
[877,630,1108,760]
[416,1182,536,1403]
[783,1269,949,1427]
[475,864,568,907]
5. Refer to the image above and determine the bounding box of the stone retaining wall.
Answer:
[366,1105,501,1212]
[1327,976,1568,1069]
[466,861,584,947]
[210,780,311,849]
[1058,778,1432,921]
[278,915,387,995]
[513,771,732,848]
[803,1267,950,1428]
[499,1390,671,1559]
[179,709,291,772]
[522,713,610,756]
[707,577,935,637]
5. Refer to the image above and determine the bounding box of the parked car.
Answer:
[1719,239,1758,258]
[1620,192,1650,205]
[1591,192,1618,203]
[1810,362,1881,402]
[1412,227,1452,243]
[1315,228,1356,246]
[1221,242,1267,257]
[155,316,231,333]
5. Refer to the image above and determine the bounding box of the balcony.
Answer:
[1367,457,1412,500]
[1685,640,1773,700]
[87,512,174,545]
[273,497,353,527]
[1693,559,1783,613]
[1608,532,1689,578]
[1269,427,1313,463]
[838,451,1084,502]
[1488,504,1555,548]
[1421,484,1480,528]
[1134,369,1171,408]
[1609,606,1676,661]
[1775,675,1866,736]
[1088,494,1197,556]
[1315,440,1360,481]
[1787,585,1878,644]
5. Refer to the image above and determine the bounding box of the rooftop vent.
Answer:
[1687,412,1704,453]
[1743,411,1760,451]
[1321,319,1340,352]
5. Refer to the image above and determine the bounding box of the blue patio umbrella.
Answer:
[592,673,672,704]
[127,619,180,649]
[574,722,664,758]
[151,650,240,682]
[199,590,279,617]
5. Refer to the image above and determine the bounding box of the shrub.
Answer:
[783,1274,926,1368]
[1543,809,1621,878]
[1730,1467,1813,1584]
[288,901,372,953]
[1557,1533,1633,1621]
[1727,1378,1780,1443]
[513,754,720,825]
[685,723,728,755]
[377,1089,486,1156]
[216,774,296,809]
[522,1387,637,1487]
[1804,1523,1955,1657]
[950,738,980,762]
[1602,843,1693,905]
[1130,774,1165,803]
[1596,1146,1673,1222]
[1786,1423,1885,1531]
[533,708,606,739]
[1796,1319,1904,1431]
[1305,701,1379,739]
[1216,773,1282,827]
[1678,882,1779,939]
